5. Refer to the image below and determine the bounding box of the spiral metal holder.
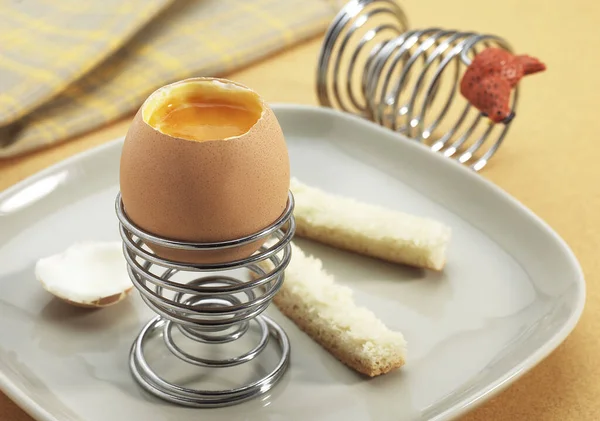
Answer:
[317,0,518,171]
[115,191,295,407]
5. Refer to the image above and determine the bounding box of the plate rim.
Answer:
[0,103,586,421]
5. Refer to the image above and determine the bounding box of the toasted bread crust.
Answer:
[256,243,407,378]
[290,178,451,271]
[273,291,405,377]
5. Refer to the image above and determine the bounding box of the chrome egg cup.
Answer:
[115,191,295,407]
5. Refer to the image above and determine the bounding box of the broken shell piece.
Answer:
[35,241,133,308]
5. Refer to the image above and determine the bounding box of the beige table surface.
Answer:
[2,0,600,419]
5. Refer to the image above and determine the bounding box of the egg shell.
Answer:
[60,289,133,309]
[119,77,290,264]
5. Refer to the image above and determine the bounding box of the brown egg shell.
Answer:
[58,287,134,309]
[119,78,290,264]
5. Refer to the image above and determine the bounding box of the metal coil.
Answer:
[115,191,295,407]
[317,0,518,171]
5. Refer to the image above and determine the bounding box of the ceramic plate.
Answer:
[0,105,585,421]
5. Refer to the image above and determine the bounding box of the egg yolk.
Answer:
[149,97,260,141]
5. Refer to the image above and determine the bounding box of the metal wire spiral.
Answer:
[115,191,295,407]
[317,0,518,171]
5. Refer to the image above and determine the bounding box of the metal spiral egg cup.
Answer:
[317,0,518,171]
[115,192,295,407]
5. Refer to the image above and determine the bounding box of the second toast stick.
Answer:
[258,242,407,377]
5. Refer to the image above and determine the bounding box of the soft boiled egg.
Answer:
[119,77,290,264]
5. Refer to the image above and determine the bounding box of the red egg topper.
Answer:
[460,47,546,124]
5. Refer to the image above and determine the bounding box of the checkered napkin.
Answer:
[0,0,337,158]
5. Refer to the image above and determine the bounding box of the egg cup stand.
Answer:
[115,191,296,407]
[317,0,519,171]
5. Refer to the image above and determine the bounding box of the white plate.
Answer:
[0,104,585,421]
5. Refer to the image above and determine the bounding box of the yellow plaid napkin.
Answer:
[0,0,337,158]
[0,0,172,126]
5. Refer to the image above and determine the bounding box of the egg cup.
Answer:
[115,190,296,407]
